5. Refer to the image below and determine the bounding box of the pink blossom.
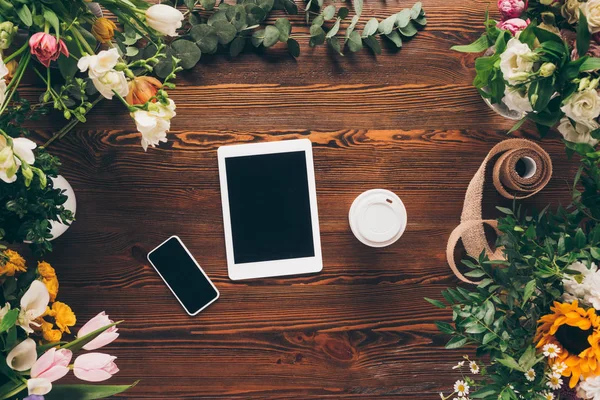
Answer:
[74,353,119,382]
[77,312,119,351]
[28,32,69,67]
[498,0,528,19]
[497,18,530,35]
[30,348,72,382]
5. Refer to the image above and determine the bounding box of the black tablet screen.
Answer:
[225,151,315,264]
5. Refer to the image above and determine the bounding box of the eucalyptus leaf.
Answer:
[251,29,265,47]
[213,21,237,44]
[326,18,341,39]
[399,21,418,37]
[363,35,381,54]
[323,4,336,20]
[275,18,292,42]
[287,38,300,57]
[410,2,422,19]
[312,15,325,27]
[230,36,246,56]
[396,9,411,28]
[309,25,326,46]
[171,39,201,69]
[263,25,281,47]
[347,30,363,52]
[362,18,379,38]
[378,14,396,35]
[327,36,343,55]
[353,0,363,16]
[345,14,360,40]
[385,30,402,47]
[338,7,349,19]
[191,25,219,54]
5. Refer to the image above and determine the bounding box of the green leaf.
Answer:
[345,14,360,40]
[246,4,267,25]
[251,29,265,47]
[58,56,78,80]
[522,280,536,304]
[275,18,291,42]
[413,15,427,26]
[352,0,363,16]
[327,36,343,55]
[62,322,121,352]
[263,25,281,47]
[363,35,381,54]
[322,4,336,20]
[378,14,396,35]
[191,25,219,54]
[46,381,139,400]
[590,247,600,259]
[213,21,237,44]
[496,206,514,215]
[482,332,496,345]
[399,21,418,37]
[171,40,201,69]
[185,0,196,10]
[576,228,587,248]
[229,36,245,56]
[508,116,527,133]
[451,35,489,53]
[362,18,379,38]
[465,323,486,334]
[497,356,524,371]
[580,57,600,72]
[396,9,411,28]
[435,321,455,334]
[43,8,60,37]
[385,31,402,47]
[287,38,300,57]
[347,30,363,52]
[425,297,446,309]
[445,336,467,349]
[578,10,590,58]
[0,309,18,333]
[410,2,422,19]
[309,25,325,46]
[326,18,341,39]
[338,7,349,19]
[17,5,32,27]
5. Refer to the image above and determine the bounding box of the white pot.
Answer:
[48,175,77,240]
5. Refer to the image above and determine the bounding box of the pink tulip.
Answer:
[497,18,530,35]
[30,348,72,382]
[29,32,69,67]
[77,312,119,350]
[74,353,119,382]
[498,0,528,19]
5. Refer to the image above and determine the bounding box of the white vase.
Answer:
[48,175,77,241]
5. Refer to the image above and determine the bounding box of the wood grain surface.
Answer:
[14,0,582,397]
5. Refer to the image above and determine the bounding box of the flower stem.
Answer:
[42,96,104,148]
[3,42,28,64]
[0,383,26,400]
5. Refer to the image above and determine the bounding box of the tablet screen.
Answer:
[225,151,315,264]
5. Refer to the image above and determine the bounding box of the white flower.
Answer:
[543,343,561,358]
[0,56,8,107]
[0,136,37,184]
[131,99,176,151]
[502,86,533,113]
[469,361,479,374]
[145,4,184,37]
[577,375,600,399]
[563,261,600,308]
[77,48,120,79]
[91,70,129,100]
[6,339,37,371]
[27,378,52,396]
[542,391,555,400]
[525,368,536,381]
[453,380,469,397]
[452,361,464,369]
[581,0,600,34]
[546,372,563,390]
[0,302,10,320]
[557,117,599,146]
[561,89,600,129]
[17,280,49,334]
[500,39,536,85]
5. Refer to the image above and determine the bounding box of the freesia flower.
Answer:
[6,339,37,371]
[497,18,530,35]
[0,21,17,50]
[582,0,600,34]
[0,136,37,184]
[561,89,600,130]
[74,353,119,382]
[28,32,69,68]
[17,280,50,334]
[31,348,72,383]
[77,48,120,79]
[78,311,119,350]
[145,4,184,36]
[499,38,536,85]
[131,99,176,151]
[92,17,117,43]
[27,379,52,396]
[91,70,129,100]
[126,76,162,105]
[498,0,527,19]
[502,86,533,114]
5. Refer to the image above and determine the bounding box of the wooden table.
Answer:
[21,0,580,397]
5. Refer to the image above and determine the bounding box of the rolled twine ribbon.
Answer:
[446,139,553,284]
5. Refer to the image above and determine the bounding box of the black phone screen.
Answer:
[148,237,219,315]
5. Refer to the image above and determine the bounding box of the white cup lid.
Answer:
[349,189,407,247]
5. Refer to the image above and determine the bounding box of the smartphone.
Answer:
[147,236,219,316]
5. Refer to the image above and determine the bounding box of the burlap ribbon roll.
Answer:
[447,139,553,284]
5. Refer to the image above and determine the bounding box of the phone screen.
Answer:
[148,237,219,315]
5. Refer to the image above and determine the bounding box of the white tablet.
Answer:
[218,139,323,280]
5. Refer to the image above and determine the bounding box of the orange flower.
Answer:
[45,302,76,334]
[38,261,58,302]
[40,319,62,343]
[0,249,26,276]
[92,17,117,43]
[5,60,16,82]
[536,301,600,388]
[126,76,162,105]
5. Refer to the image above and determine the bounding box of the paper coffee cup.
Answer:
[349,189,407,247]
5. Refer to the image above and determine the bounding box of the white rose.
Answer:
[0,136,36,183]
[145,4,184,37]
[502,87,533,113]
[91,70,129,100]
[563,261,600,309]
[581,0,600,33]
[77,48,120,79]
[500,38,536,85]
[557,117,599,146]
[561,89,600,129]
[131,99,176,151]
[577,376,600,399]
[563,0,582,24]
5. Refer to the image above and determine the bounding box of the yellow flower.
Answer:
[92,17,116,43]
[0,250,26,276]
[40,319,62,343]
[536,301,600,388]
[45,302,76,334]
[38,262,58,302]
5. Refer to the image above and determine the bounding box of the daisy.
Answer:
[541,391,554,400]
[551,361,567,374]
[546,372,563,390]
[542,343,561,359]
[452,361,464,370]
[469,361,479,374]
[453,380,469,397]
[525,368,536,381]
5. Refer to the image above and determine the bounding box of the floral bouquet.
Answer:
[429,148,600,399]
[453,0,600,146]
[0,248,134,399]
